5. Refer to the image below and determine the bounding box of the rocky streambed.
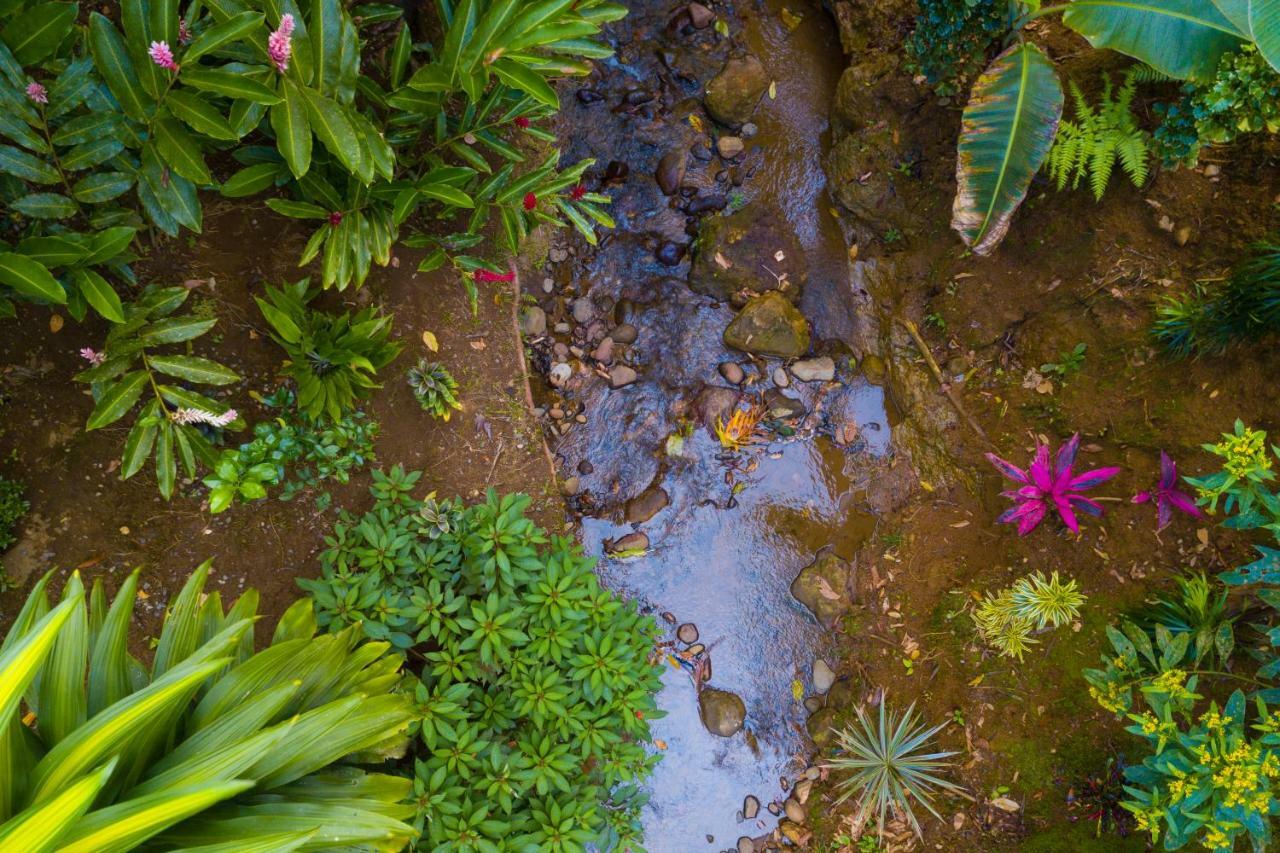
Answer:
[515,0,920,848]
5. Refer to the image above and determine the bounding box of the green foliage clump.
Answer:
[821,702,962,840]
[1138,574,1236,668]
[1154,45,1280,167]
[0,561,416,851]
[407,358,462,420]
[203,388,377,514]
[1047,72,1151,200]
[1153,244,1280,357]
[906,0,1010,96]
[75,286,242,499]
[1185,420,1280,542]
[299,467,664,850]
[974,571,1085,659]
[256,279,401,422]
[0,475,27,551]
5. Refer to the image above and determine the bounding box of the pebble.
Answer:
[548,362,572,386]
[608,532,649,554]
[610,323,638,344]
[718,361,745,385]
[656,149,687,195]
[772,367,789,387]
[736,838,753,853]
[572,298,595,324]
[1175,225,1193,246]
[677,622,699,643]
[593,337,615,364]
[553,342,569,358]
[549,247,569,263]
[577,459,593,475]
[686,642,705,655]
[790,356,835,382]
[803,696,823,713]
[608,365,638,388]
[560,476,580,496]
[687,193,728,214]
[783,798,804,824]
[554,322,572,334]
[767,802,781,816]
[803,766,820,781]
[542,278,554,293]
[717,136,745,158]
[742,795,760,820]
[519,306,546,337]
[550,407,565,420]
[688,1,715,28]
[812,658,836,693]
[741,122,758,138]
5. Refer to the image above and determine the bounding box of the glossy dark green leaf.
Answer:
[266,198,329,218]
[136,316,217,345]
[0,251,65,302]
[156,421,176,498]
[148,354,240,385]
[220,163,284,197]
[165,91,239,141]
[87,13,149,122]
[73,268,125,323]
[0,144,59,184]
[12,193,76,219]
[72,172,135,204]
[491,58,558,108]
[17,236,89,267]
[185,10,265,62]
[84,227,139,265]
[1,2,77,64]
[86,371,148,430]
[61,138,125,172]
[181,68,283,104]
[154,117,212,184]
[271,79,312,178]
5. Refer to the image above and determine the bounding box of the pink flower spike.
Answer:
[79,347,105,366]
[25,81,48,105]
[268,14,295,73]
[179,18,193,45]
[149,41,179,71]
[171,407,237,428]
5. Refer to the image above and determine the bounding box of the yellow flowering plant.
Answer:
[1187,420,1280,544]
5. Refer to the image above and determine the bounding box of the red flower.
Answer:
[634,710,644,719]
[514,116,530,129]
[474,269,515,283]
[570,184,587,200]
[523,192,537,211]
[328,211,343,226]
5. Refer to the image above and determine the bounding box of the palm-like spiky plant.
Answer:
[0,561,416,852]
[1009,571,1085,629]
[821,701,963,840]
[407,359,462,421]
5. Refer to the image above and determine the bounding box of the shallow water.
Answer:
[546,0,891,846]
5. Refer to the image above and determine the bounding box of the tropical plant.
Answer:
[1153,243,1280,357]
[1186,420,1280,543]
[256,278,402,421]
[906,0,1012,96]
[986,433,1121,536]
[407,358,461,420]
[974,571,1085,658]
[1039,341,1086,378]
[0,561,417,851]
[1047,71,1151,200]
[1132,450,1204,531]
[298,467,664,850]
[0,474,27,550]
[75,285,243,499]
[1137,573,1236,668]
[820,701,963,840]
[951,0,1280,254]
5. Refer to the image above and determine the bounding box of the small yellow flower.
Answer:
[1213,424,1271,480]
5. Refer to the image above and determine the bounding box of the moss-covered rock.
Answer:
[723,292,811,358]
[790,551,852,625]
[690,205,805,303]
[704,55,768,126]
[699,688,747,737]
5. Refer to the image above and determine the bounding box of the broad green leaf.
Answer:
[120,404,160,480]
[1062,0,1246,81]
[37,573,88,746]
[86,371,148,430]
[0,760,114,853]
[220,163,284,197]
[492,58,559,108]
[141,147,202,233]
[57,780,255,853]
[73,268,125,323]
[390,24,411,88]
[418,183,475,208]
[17,236,88,267]
[156,421,176,499]
[154,117,213,184]
[61,138,126,171]
[271,79,312,178]
[301,89,364,178]
[266,198,330,220]
[72,172,135,204]
[254,297,302,343]
[165,91,239,141]
[181,69,283,104]
[185,11,265,62]
[53,113,122,146]
[0,251,65,302]
[166,830,316,852]
[1212,0,1251,34]
[1252,0,1280,72]
[148,355,240,385]
[87,569,140,713]
[1,2,77,64]
[88,13,149,121]
[13,193,77,219]
[311,0,343,95]
[952,43,1063,256]
[136,316,217,345]
[0,112,49,153]
[84,227,139,265]
[0,144,59,184]
[0,593,83,740]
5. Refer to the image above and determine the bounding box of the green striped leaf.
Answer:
[58,780,255,853]
[0,252,65,303]
[165,91,239,141]
[36,573,89,746]
[12,193,76,219]
[61,138,125,171]
[168,830,316,853]
[271,79,312,178]
[52,113,122,146]
[185,11,265,62]
[87,569,140,714]
[1062,0,1246,81]
[72,172,134,204]
[1252,0,1280,72]
[136,316,217,345]
[181,69,283,104]
[0,592,83,737]
[0,144,59,184]
[154,117,212,184]
[72,269,126,323]
[85,371,148,430]
[0,760,115,853]
[16,236,88,267]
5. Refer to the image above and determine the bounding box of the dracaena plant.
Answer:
[949,0,1280,255]
[0,561,417,852]
[255,278,402,421]
[75,285,244,500]
[986,433,1120,536]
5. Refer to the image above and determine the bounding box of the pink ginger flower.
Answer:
[178,18,193,45]
[171,407,238,427]
[26,81,48,105]
[79,347,106,366]
[149,41,179,72]
[473,269,515,283]
[986,433,1121,536]
[268,14,295,73]
[1132,450,1203,531]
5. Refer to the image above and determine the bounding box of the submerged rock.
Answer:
[790,552,852,626]
[742,795,760,820]
[656,149,686,195]
[606,532,649,555]
[690,204,805,302]
[724,292,810,359]
[608,365,638,388]
[791,356,834,382]
[626,486,669,523]
[677,622,699,644]
[705,55,768,126]
[718,361,745,385]
[806,706,837,749]
[519,305,546,337]
[699,688,746,737]
[692,384,741,427]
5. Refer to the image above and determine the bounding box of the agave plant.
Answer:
[0,561,416,852]
[822,701,963,840]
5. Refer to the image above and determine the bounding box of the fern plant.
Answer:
[1047,71,1152,200]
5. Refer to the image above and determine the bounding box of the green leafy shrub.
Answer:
[906,0,1010,97]
[1153,243,1280,357]
[1138,573,1236,668]
[203,388,378,513]
[1186,420,1280,542]
[1047,72,1151,200]
[299,467,664,850]
[256,278,402,421]
[75,285,243,499]
[0,474,27,550]
[974,571,1085,659]
[0,561,416,851]
[407,358,461,420]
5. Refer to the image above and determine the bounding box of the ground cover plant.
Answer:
[299,467,664,850]
[0,475,26,551]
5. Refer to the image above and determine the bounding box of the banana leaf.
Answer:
[1062,0,1246,81]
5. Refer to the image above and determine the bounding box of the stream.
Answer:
[529,0,890,847]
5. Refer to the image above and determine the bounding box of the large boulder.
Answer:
[790,552,852,626]
[690,205,805,303]
[705,55,769,126]
[699,688,747,737]
[723,292,810,359]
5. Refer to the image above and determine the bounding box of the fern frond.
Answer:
[1117,135,1150,187]
[1046,72,1152,201]
[1127,64,1175,84]
[1090,136,1116,200]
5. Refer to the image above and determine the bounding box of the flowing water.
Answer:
[537,0,890,847]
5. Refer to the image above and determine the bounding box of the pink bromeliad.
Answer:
[986,434,1121,536]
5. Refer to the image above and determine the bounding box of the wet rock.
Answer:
[686,642,705,655]
[806,706,837,749]
[767,802,782,816]
[705,55,768,126]
[656,149,687,195]
[548,362,572,387]
[699,688,746,737]
[790,552,852,626]
[763,389,805,420]
[741,122,757,138]
[825,119,910,232]
[519,305,546,337]
[791,356,834,382]
[742,795,760,820]
[736,837,753,853]
[610,323,638,344]
[688,1,715,27]
[690,204,806,302]
[592,337,615,364]
[626,486,670,523]
[608,365,638,388]
[803,696,823,713]
[860,353,887,385]
[577,459,594,475]
[607,532,649,555]
[560,476,580,496]
[577,88,603,104]
[772,366,790,387]
[717,136,745,158]
[718,361,745,385]
[724,292,810,359]
[812,658,836,693]
[677,622,699,644]
[572,298,595,324]
[692,385,741,427]
[687,193,728,215]
[779,820,811,846]
[784,798,805,824]
[656,241,686,266]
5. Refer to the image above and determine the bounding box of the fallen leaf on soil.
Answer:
[768,80,777,99]
[968,674,984,686]
[814,575,841,600]
[1197,528,1210,545]
[991,797,1021,813]
[469,339,486,351]
[688,114,704,133]
[654,739,667,750]
[422,331,439,351]
[950,520,969,528]
[714,251,732,269]
[49,315,63,332]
